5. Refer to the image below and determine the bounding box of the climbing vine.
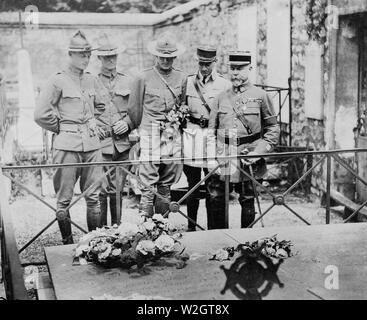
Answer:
[305,0,328,45]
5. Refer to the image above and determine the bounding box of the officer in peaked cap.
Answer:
[34,30,106,244]
[183,45,231,231]
[206,50,279,229]
[94,33,133,226]
[127,32,187,218]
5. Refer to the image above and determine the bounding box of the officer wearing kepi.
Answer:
[183,46,231,231]
[34,30,105,244]
[95,33,132,226]
[207,51,279,229]
[127,32,187,217]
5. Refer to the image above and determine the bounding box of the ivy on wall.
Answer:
[305,0,328,45]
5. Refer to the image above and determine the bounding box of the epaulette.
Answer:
[142,67,153,72]
[117,71,125,76]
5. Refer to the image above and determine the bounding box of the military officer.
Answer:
[34,30,105,244]
[207,51,279,229]
[127,32,187,217]
[183,46,231,231]
[95,34,132,226]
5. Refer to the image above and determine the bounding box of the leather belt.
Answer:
[220,132,261,146]
[189,116,209,128]
[59,123,89,132]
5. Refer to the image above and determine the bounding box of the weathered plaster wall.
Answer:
[154,0,268,84]
[0,23,154,91]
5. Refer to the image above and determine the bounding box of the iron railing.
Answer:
[0,173,29,300]
[1,148,367,299]
[255,83,291,146]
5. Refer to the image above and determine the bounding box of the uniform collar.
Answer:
[197,70,217,84]
[67,64,84,77]
[155,65,172,76]
[232,79,251,94]
[100,67,117,79]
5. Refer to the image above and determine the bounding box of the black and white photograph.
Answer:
[0,0,367,304]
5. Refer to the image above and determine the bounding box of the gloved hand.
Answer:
[96,126,107,139]
[207,160,222,176]
[113,120,129,135]
[241,150,261,166]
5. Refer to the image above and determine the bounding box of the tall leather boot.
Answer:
[56,209,74,244]
[110,193,122,225]
[207,176,226,229]
[240,198,256,228]
[86,206,102,231]
[155,185,171,216]
[186,195,199,231]
[99,193,108,227]
[140,188,155,217]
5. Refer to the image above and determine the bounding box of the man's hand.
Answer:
[113,120,129,136]
[207,161,222,176]
[96,126,107,139]
[241,151,261,166]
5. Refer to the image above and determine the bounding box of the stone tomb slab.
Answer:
[44,223,367,300]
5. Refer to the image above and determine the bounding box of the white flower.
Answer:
[136,240,156,255]
[75,244,90,257]
[152,214,166,223]
[155,235,175,252]
[98,243,112,260]
[143,219,156,231]
[275,248,288,258]
[213,249,229,261]
[265,247,276,256]
[164,222,176,232]
[117,222,140,238]
[112,248,122,256]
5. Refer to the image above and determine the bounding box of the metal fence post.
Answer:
[224,161,230,229]
[326,155,331,224]
[116,166,122,224]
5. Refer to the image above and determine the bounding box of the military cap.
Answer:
[227,50,252,66]
[147,32,185,58]
[196,45,217,63]
[68,30,93,52]
[96,33,126,56]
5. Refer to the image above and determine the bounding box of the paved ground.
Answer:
[7,193,345,263]
[0,192,347,299]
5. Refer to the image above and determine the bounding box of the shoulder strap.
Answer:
[193,77,211,113]
[153,67,179,103]
[232,98,253,135]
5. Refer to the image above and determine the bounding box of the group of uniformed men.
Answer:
[34,30,279,244]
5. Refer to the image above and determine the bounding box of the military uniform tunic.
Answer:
[183,71,231,167]
[96,69,132,195]
[34,65,105,232]
[96,69,132,155]
[206,80,279,229]
[207,80,279,183]
[127,66,187,215]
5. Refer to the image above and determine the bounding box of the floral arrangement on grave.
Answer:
[210,235,294,261]
[74,215,189,270]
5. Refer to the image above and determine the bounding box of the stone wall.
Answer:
[0,23,154,92]
[153,0,268,83]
